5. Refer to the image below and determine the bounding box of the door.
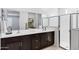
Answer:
[21,36,31,50]
[60,15,70,50]
[6,42,21,50]
[40,33,48,48]
[1,37,21,50]
[47,32,54,46]
[32,34,40,50]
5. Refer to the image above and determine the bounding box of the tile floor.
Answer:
[42,45,64,50]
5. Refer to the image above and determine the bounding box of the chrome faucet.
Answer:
[42,26,46,31]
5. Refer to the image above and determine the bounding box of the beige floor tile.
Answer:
[42,45,64,50]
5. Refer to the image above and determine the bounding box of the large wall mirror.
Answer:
[2,9,20,34]
[7,11,20,30]
[28,12,42,29]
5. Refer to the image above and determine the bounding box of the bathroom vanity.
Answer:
[1,29,56,50]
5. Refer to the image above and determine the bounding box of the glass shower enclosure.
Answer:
[59,13,79,50]
[60,14,71,50]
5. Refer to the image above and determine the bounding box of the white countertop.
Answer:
[0,28,57,39]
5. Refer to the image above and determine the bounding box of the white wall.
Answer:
[58,8,79,15]
[40,8,58,17]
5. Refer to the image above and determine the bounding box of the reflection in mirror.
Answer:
[2,9,20,34]
[28,12,42,29]
[28,18,34,28]
[38,14,42,29]
[42,17,48,27]
[42,16,59,30]
[28,13,36,29]
[7,15,19,30]
[49,17,58,27]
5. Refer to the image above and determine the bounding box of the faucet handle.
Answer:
[42,26,46,31]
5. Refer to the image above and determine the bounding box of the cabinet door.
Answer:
[1,39,7,50]
[21,36,31,50]
[40,33,48,48]
[47,32,54,46]
[1,37,21,50]
[32,34,40,50]
[6,42,21,50]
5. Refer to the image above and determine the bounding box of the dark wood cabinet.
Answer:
[1,32,54,50]
[20,35,31,50]
[40,33,48,48]
[47,32,54,46]
[40,32,54,49]
[31,34,40,50]
[1,37,21,50]
[1,36,32,50]
[1,38,7,50]
[6,42,21,50]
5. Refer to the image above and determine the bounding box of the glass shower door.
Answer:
[60,15,70,50]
